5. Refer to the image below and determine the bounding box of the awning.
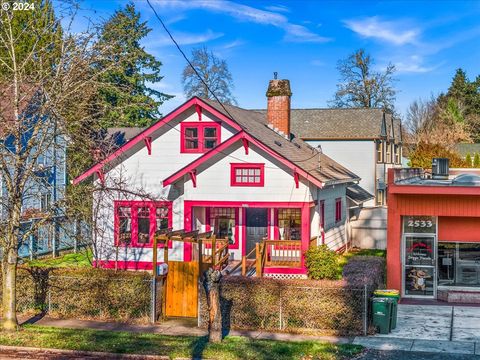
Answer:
[346,184,374,205]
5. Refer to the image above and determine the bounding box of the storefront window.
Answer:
[438,242,480,287]
[210,208,235,244]
[278,209,301,240]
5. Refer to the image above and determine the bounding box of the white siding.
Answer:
[92,108,237,265]
[305,140,376,207]
[183,143,314,203]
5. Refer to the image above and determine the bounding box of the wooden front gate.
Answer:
[165,261,199,318]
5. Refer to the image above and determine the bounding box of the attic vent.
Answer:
[274,140,282,147]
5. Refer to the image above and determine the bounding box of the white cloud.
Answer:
[264,4,290,13]
[153,0,331,43]
[343,17,419,45]
[152,29,224,47]
[222,39,245,49]
[393,55,439,74]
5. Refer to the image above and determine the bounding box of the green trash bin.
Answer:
[372,297,392,334]
[374,290,400,330]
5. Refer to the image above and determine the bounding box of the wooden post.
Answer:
[255,243,262,277]
[212,236,216,269]
[241,256,246,276]
[198,238,203,274]
[163,237,169,264]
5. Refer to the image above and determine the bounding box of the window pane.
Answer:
[137,207,150,244]
[185,128,198,138]
[204,127,217,138]
[186,139,198,149]
[118,206,132,244]
[278,209,301,240]
[204,139,217,148]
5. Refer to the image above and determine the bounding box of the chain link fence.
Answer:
[199,277,375,336]
[3,269,157,324]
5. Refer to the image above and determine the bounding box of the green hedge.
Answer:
[199,276,379,336]
[0,267,152,323]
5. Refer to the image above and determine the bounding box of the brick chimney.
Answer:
[266,75,292,137]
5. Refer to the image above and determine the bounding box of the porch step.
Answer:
[222,260,256,277]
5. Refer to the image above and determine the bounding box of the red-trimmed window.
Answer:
[180,122,221,153]
[230,163,264,187]
[278,208,301,240]
[114,201,172,247]
[335,198,342,223]
[208,208,237,247]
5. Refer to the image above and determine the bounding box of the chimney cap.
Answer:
[266,79,292,97]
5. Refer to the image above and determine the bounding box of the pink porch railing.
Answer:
[263,240,302,268]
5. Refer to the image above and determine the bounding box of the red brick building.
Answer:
[387,166,480,301]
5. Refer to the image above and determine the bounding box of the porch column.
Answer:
[301,205,310,269]
[184,202,193,262]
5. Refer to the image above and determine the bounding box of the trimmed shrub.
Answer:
[199,276,372,336]
[342,256,385,289]
[304,245,338,280]
[0,267,152,323]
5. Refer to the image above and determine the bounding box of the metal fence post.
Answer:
[363,284,368,336]
[47,289,51,313]
[151,277,156,324]
[279,288,283,331]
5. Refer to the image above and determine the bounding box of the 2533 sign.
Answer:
[403,216,436,233]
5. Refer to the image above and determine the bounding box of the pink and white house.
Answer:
[74,78,366,278]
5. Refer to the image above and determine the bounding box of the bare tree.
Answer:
[405,96,437,135]
[0,2,119,330]
[182,46,236,105]
[330,49,397,112]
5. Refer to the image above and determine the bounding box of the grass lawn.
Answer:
[336,248,386,279]
[25,250,93,268]
[0,325,363,360]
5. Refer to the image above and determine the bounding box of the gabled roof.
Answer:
[74,97,359,186]
[255,107,401,141]
[201,99,359,185]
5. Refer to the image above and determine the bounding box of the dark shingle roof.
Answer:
[346,184,374,205]
[107,127,145,146]
[254,107,401,142]
[202,99,360,185]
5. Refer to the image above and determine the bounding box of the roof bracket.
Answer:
[294,170,299,189]
[144,137,152,155]
[242,137,249,155]
[96,169,105,185]
[189,170,197,188]
[195,104,202,121]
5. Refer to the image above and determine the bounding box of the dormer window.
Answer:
[180,122,221,153]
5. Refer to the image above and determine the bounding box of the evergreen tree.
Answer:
[474,153,480,168]
[96,2,172,128]
[0,0,62,80]
[466,153,472,167]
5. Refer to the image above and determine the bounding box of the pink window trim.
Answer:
[180,122,221,153]
[230,163,265,187]
[114,200,173,248]
[335,197,342,223]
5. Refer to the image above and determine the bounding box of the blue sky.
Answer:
[71,0,480,118]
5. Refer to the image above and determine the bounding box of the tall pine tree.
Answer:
[96,3,172,128]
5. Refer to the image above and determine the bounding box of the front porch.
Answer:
[184,200,316,277]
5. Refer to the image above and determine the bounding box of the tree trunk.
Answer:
[2,248,18,331]
[203,268,222,343]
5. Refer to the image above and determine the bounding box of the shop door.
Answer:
[403,235,436,298]
[246,208,268,256]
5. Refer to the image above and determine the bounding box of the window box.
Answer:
[180,122,221,153]
[114,201,172,247]
[230,163,264,187]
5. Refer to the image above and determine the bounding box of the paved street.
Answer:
[356,349,480,360]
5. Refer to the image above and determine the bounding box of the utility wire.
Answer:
[145,0,323,169]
